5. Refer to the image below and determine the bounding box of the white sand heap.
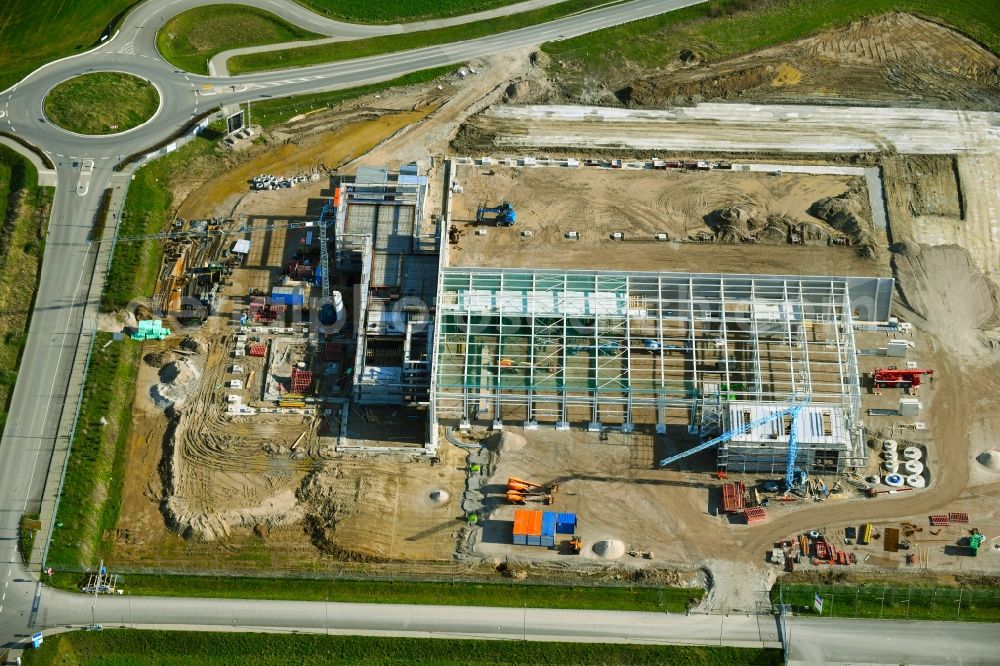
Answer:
[151,358,201,409]
[977,449,1000,471]
[429,489,450,503]
[592,539,626,559]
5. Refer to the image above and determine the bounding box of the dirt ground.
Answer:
[449,164,883,274]
[594,14,1000,111]
[105,21,1000,599]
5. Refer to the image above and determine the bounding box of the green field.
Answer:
[297,0,535,23]
[0,0,133,92]
[21,629,782,666]
[45,333,140,569]
[542,0,1000,85]
[43,72,159,135]
[157,5,322,75]
[774,584,1000,622]
[50,572,703,612]
[229,0,609,74]
[0,145,51,435]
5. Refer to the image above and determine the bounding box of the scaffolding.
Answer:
[432,268,891,473]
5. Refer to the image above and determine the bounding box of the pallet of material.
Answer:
[744,506,766,524]
[721,481,746,513]
[948,512,969,524]
[929,515,950,526]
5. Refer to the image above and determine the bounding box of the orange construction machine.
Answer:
[507,477,559,495]
[506,491,554,505]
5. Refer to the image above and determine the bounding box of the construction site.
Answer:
[104,12,1000,601]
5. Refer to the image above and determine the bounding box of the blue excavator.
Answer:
[476,201,516,227]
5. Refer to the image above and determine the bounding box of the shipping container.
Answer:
[556,512,577,534]
[541,512,557,537]
[528,511,543,536]
[512,509,530,536]
[513,534,527,545]
[527,534,541,546]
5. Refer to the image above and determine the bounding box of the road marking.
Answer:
[0,110,5,119]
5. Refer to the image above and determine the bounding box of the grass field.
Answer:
[541,0,1000,85]
[157,5,322,75]
[296,0,534,24]
[0,145,51,435]
[49,572,703,612]
[774,583,1000,622]
[229,0,609,74]
[43,72,159,135]
[0,0,133,92]
[21,629,783,665]
[45,333,141,569]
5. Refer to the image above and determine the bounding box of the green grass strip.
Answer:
[43,72,159,135]
[773,584,1000,622]
[157,4,323,75]
[49,572,703,612]
[542,0,1000,83]
[22,629,782,665]
[46,333,141,569]
[295,0,540,24]
[229,0,610,74]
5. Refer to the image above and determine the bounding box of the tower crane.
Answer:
[660,399,810,491]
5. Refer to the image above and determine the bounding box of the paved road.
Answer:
[27,590,1000,665]
[0,0,706,653]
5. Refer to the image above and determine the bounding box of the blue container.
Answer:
[527,534,541,546]
[541,536,555,548]
[513,534,527,546]
[556,512,577,534]
[541,512,557,537]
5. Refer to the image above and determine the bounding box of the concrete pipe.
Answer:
[882,450,899,462]
[884,473,905,488]
[902,446,922,461]
[906,474,926,489]
[904,460,924,475]
[883,460,899,474]
[882,439,899,452]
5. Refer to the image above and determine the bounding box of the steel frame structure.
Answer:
[432,268,882,471]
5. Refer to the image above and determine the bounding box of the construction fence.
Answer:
[774,584,1000,622]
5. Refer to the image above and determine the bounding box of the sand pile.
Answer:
[593,539,626,559]
[978,449,1000,471]
[143,350,174,368]
[180,335,207,354]
[429,489,450,503]
[894,245,999,358]
[484,431,527,453]
[151,358,201,409]
[808,184,876,256]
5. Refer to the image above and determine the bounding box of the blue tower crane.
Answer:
[660,400,809,491]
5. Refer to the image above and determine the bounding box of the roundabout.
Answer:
[43,71,160,135]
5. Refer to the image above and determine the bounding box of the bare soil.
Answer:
[611,14,1000,111]
[449,164,882,274]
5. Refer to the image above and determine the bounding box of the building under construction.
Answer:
[429,268,894,474]
[332,165,439,408]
